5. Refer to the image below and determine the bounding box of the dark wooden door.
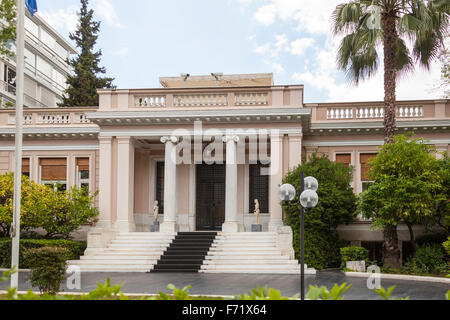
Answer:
[196,164,225,230]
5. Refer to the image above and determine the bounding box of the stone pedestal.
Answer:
[150,221,160,232]
[251,224,262,232]
[346,261,366,272]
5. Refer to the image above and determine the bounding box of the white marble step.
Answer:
[104,248,166,253]
[212,243,277,247]
[69,259,157,266]
[205,254,290,260]
[118,232,176,237]
[81,255,162,260]
[107,243,170,248]
[68,265,153,272]
[209,248,280,253]
[110,240,172,245]
[203,259,299,265]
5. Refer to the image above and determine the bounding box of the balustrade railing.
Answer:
[326,105,424,120]
[234,92,268,106]
[135,95,166,107]
[37,113,70,124]
[173,94,228,107]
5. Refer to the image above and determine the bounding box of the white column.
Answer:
[288,133,302,170]
[114,136,135,232]
[222,135,239,233]
[269,133,284,232]
[98,136,113,228]
[160,136,179,233]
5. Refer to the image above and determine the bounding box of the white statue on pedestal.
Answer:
[153,201,159,222]
[254,199,260,225]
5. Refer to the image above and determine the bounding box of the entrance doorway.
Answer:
[196,164,225,230]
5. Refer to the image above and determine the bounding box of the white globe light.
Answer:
[304,176,319,191]
[278,184,296,201]
[300,190,319,208]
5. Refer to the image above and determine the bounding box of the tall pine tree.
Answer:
[59,0,114,107]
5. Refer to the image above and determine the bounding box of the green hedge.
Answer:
[0,239,86,268]
[443,237,450,255]
[403,244,448,274]
[340,246,369,269]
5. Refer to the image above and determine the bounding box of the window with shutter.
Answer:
[360,153,377,191]
[40,158,67,191]
[249,163,269,213]
[336,154,351,167]
[22,158,30,177]
[76,158,90,193]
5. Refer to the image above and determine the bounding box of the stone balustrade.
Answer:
[326,105,424,120]
[134,95,166,107]
[37,113,70,124]
[234,92,268,106]
[3,110,95,126]
[173,94,228,107]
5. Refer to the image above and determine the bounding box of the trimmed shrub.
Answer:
[24,247,69,294]
[0,239,86,268]
[283,153,357,269]
[443,237,450,256]
[403,244,448,274]
[340,246,369,269]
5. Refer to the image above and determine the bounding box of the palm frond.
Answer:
[395,37,413,78]
[332,2,365,35]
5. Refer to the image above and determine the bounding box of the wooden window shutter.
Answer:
[76,158,89,171]
[22,158,30,173]
[40,158,67,181]
[336,154,351,167]
[360,153,377,181]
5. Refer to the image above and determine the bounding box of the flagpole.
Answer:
[10,0,25,292]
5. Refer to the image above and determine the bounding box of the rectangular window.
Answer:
[249,163,269,214]
[22,158,30,178]
[336,154,351,167]
[360,153,377,192]
[76,158,90,193]
[156,162,164,214]
[25,16,39,39]
[3,66,16,94]
[40,158,67,191]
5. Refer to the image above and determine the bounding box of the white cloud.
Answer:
[289,38,315,56]
[38,6,79,34]
[93,0,122,28]
[253,4,276,26]
[253,43,271,55]
[252,0,342,35]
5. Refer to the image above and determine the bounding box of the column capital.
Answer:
[160,136,179,144]
[98,136,113,144]
[222,135,240,143]
[117,136,135,144]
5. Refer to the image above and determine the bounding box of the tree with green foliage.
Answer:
[359,134,446,267]
[332,0,449,144]
[282,153,357,269]
[59,0,114,107]
[0,172,99,239]
[0,0,15,57]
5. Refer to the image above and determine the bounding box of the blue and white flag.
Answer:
[25,0,38,16]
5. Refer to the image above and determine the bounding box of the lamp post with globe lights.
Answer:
[278,172,319,300]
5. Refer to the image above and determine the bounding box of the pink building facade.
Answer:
[1,74,449,257]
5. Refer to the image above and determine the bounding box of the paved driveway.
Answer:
[1,270,448,300]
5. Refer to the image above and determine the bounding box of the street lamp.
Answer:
[278,172,319,300]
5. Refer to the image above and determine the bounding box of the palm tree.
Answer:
[332,0,449,268]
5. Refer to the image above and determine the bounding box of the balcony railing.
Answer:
[4,109,94,126]
[130,91,271,108]
[326,105,424,120]
[1,79,55,109]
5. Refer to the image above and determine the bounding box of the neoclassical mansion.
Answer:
[1,73,449,272]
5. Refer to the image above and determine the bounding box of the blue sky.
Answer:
[37,0,446,103]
